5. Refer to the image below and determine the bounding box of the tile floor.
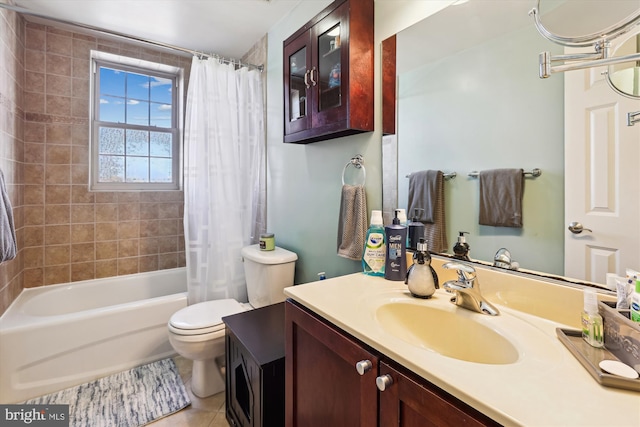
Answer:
[149,356,230,427]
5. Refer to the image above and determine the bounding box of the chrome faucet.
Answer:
[442,262,499,316]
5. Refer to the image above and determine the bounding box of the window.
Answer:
[90,51,183,191]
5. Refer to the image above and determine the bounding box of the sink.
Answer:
[375,302,519,364]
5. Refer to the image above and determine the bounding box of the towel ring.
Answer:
[342,155,366,186]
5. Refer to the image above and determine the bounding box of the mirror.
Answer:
[531,0,640,98]
[608,34,640,98]
[384,0,640,279]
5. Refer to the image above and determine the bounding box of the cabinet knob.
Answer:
[376,374,394,391]
[355,359,373,376]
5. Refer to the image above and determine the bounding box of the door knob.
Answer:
[355,360,372,376]
[376,374,393,391]
[568,222,592,234]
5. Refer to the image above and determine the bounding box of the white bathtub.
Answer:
[0,268,187,403]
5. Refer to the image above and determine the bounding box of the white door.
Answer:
[565,51,640,284]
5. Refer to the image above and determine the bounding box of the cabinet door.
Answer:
[285,301,379,427]
[310,1,348,129]
[378,361,500,427]
[284,32,312,137]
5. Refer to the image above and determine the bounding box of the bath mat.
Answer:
[25,358,191,427]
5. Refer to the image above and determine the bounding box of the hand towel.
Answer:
[337,184,368,260]
[0,169,17,263]
[407,170,440,223]
[407,170,447,253]
[478,168,524,228]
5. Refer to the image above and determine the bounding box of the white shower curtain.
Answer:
[184,57,265,304]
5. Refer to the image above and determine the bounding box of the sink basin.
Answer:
[375,302,519,364]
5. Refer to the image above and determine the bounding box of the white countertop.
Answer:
[284,272,640,427]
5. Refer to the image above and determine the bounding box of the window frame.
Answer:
[89,50,184,192]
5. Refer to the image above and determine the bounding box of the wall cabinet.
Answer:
[285,300,501,427]
[283,0,374,144]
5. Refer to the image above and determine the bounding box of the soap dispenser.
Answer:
[453,231,470,261]
[407,208,425,251]
[405,238,439,298]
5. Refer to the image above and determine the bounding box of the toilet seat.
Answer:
[168,299,247,336]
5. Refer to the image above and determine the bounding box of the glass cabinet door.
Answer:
[288,46,308,123]
[317,23,342,112]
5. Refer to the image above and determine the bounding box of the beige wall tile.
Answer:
[71,243,95,263]
[95,259,117,278]
[45,244,70,266]
[44,265,70,285]
[71,262,95,281]
[71,223,94,243]
[95,241,117,260]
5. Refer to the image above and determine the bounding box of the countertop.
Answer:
[284,271,640,427]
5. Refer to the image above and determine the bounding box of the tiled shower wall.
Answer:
[1,6,193,315]
[0,4,25,313]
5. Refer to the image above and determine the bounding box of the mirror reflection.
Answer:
[608,34,640,98]
[387,0,640,280]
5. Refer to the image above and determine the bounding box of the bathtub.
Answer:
[0,268,187,403]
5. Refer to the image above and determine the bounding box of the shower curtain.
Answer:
[184,57,265,304]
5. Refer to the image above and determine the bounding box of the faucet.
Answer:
[442,262,499,316]
[493,247,520,270]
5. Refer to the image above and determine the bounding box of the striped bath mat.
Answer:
[25,358,191,427]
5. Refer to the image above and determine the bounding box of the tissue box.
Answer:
[598,301,640,371]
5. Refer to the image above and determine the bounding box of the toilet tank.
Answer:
[241,244,298,308]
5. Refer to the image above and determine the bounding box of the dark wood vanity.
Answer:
[285,300,500,427]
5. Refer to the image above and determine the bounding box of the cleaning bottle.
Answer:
[581,288,604,348]
[453,231,470,261]
[407,208,425,250]
[362,210,386,277]
[385,210,407,281]
[405,238,439,298]
[631,278,640,323]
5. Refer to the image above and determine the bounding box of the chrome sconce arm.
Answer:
[628,111,640,126]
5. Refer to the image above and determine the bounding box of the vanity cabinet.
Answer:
[224,303,285,427]
[283,0,374,144]
[285,300,500,427]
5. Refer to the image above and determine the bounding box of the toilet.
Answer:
[168,244,297,397]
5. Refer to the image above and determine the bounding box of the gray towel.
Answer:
[0,169,17,263]
[478,168,524,228]
[408,170,439,223]
[337,184,367,260]
[407,170,447,253]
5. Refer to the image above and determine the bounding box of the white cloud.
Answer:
[157,105,172,111]
[100,98,109,104]
[128,100,140,105]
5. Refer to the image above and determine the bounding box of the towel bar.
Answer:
[468,168,541,178]
[342,155,366,185]
[405,171,456,180]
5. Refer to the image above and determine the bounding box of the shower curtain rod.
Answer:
[0,3,264,72]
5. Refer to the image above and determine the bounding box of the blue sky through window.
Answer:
[97,65,175,184]
[99,67,173,127]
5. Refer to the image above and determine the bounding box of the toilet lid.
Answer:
[169,299,246,333]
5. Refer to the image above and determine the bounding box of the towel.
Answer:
[408,170,439,223]
[337,184,368,260]
[0,169,17,263]
[478,168,524,228]
[407,170,447,253]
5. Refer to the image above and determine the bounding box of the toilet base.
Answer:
[191,356,225,398]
